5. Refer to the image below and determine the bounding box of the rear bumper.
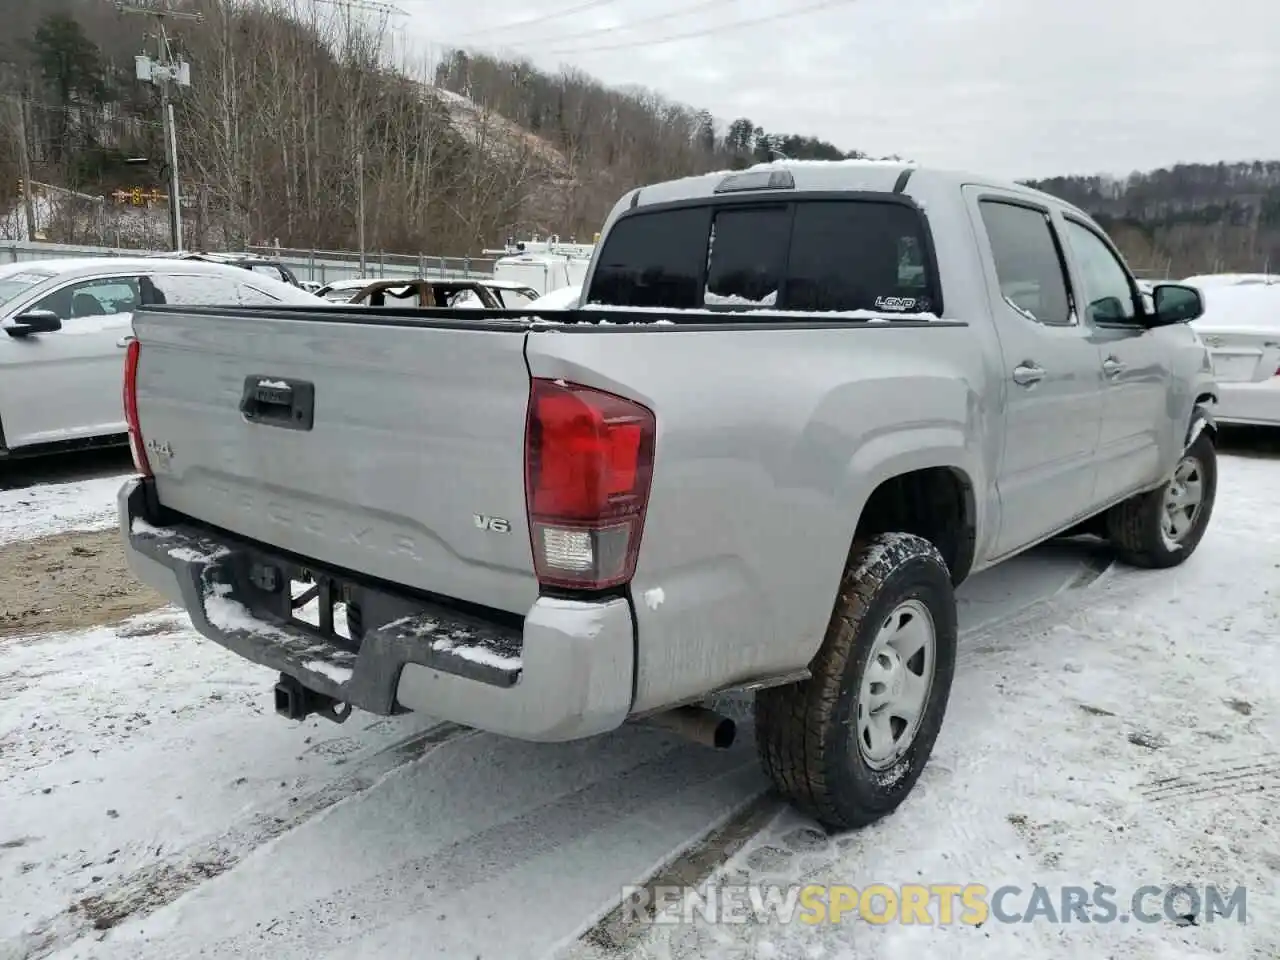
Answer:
[118,478,635,741]
[1214,379,1280,426]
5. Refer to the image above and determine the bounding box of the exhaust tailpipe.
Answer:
[647,705,736,749]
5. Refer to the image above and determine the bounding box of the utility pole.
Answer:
[10,97,36,241]
[117,1,203,251]
[161,88,181,250]
[356,151,366,274]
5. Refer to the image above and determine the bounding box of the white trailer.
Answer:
[484,235,595,297]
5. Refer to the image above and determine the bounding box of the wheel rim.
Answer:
[1161,455,1204,547]
[856,599,937,771]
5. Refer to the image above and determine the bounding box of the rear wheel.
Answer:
[755,533,958,830]
[1106,430,1217,568]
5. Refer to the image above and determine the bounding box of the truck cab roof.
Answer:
[620,159,1090,223]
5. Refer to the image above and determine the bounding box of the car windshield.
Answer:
[0,270,53,309]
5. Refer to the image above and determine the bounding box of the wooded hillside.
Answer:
[1024,164,1280,277]
[0,0,1275,277]
[0,0,856,252]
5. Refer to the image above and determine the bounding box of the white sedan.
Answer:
[0,256,322,458]
[1190,281,1280,426]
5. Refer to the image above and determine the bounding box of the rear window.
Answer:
[704,206,789,306]
[586,198,937,315]
[788,202,934,313]
[586,206,710,309]
[249,263,287,283]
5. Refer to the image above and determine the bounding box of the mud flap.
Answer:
[1186,406,1216,450]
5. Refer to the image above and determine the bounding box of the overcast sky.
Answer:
[395,0,1279,180]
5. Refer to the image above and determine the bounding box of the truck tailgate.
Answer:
[132,308,538,615]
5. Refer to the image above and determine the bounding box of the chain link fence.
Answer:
[0,238,495,284]
[0,188,496,283]
[242,245,496,284]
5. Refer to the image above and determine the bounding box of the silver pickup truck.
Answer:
[119,161,1218,829]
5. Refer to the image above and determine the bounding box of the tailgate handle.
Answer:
[240,376,315,431]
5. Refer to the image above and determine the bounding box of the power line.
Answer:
[535,0,858,57]
[447,0,627,41]
[12,96,164,128]
[310,0,408,15]
[491,0,731,49]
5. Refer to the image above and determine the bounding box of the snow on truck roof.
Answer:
[624,158,1080,219]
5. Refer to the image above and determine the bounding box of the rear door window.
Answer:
[978,201,1073,326]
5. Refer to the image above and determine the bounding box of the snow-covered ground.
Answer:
[0,473,126,546]
[573,451,1279,960]
[1,448,1276,959]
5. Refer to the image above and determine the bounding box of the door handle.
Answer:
[1012,363,1045,386]
[1102,356,1125,377]
[117,335,135,348]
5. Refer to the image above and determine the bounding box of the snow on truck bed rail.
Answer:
[535,304,942,325]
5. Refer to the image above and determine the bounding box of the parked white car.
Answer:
[1191,282,1280,426]
[1182,273,1280,289]
[0,257,321,457]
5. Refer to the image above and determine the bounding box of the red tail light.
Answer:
[123,338,152,477]
[525,378,655,590]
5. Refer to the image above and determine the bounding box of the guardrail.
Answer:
[1,240,496,283]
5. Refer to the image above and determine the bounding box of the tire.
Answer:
[1105,429,1217,569]
[754,533,958,830]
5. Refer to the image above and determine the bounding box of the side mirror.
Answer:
[1149,283,1204,327]
[4,309,63,338]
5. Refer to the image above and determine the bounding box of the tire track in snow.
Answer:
[1140,756,1280,805]
[574,793,785,956]
[17,722,473,959]
[956,543,1115,667]
[139,745,757,958]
